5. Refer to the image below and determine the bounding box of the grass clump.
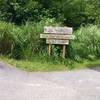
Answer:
[69,25,100,60]
[0,19,60,59]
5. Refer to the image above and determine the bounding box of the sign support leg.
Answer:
[48,44,52,56]
[62,45,66,58]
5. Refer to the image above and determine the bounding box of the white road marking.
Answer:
[26,83,42,87]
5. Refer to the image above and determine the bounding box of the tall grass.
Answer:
[0,18,60,59]
[69,25,100,61]
[0,19,100,62]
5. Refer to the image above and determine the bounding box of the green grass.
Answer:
[71,59,100,70]
[0,56,67,71]
[0,56,100,72]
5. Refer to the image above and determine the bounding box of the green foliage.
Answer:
[0,19,60,59]
[0,20,99,64]
[0,0,42,24]
[62,0,100,27]
[0,22,16,54]
[87,55,96,61]
[0,0,99,26]
[1,55,100,71]
[0,19,100,64]
[69,25,100,59]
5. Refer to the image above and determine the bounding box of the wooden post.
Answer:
[62,45,66,58]
[48,44,52,56]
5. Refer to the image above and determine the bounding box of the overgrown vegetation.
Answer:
[0,0,100,71]
[0,18,60,59]
[0,0,100,26]
[0,21,100,59]
[0,56,100,71]
[69,25,100,60]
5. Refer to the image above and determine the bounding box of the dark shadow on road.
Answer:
[88,65,100,72]
[91,67,100,72]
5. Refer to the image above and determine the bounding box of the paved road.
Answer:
[0,61,100,100]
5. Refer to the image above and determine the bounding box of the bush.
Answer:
[0,18,60,59]
[0,22,16,54]
[69,25,100,60]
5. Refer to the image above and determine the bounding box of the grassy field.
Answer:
[0,56,100,72]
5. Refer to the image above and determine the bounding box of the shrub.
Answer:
[69,25,100,60]
[0,22,15,54]
[0,18,60,59]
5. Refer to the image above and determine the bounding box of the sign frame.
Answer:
[40,26,75,58]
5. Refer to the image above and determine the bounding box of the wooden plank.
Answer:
[40,34,75,40]
[46,39,69,45]
[44,26,73,34]
[62,45,66,58]
[48,44,52,56]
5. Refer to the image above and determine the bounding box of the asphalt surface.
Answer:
[0,61,100,100]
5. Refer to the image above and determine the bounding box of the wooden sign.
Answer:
[46,39,69,45]
[40,34,75,40]
[40,26,75,58]
[44,26,73,34]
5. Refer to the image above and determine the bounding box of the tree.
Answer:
[0,0,39,24]
[0,0,99,26]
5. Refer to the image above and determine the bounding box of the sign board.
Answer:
[46,39,69,45]
[40,34,75,40]
[44,26,73,34]
[40,26,75,58]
